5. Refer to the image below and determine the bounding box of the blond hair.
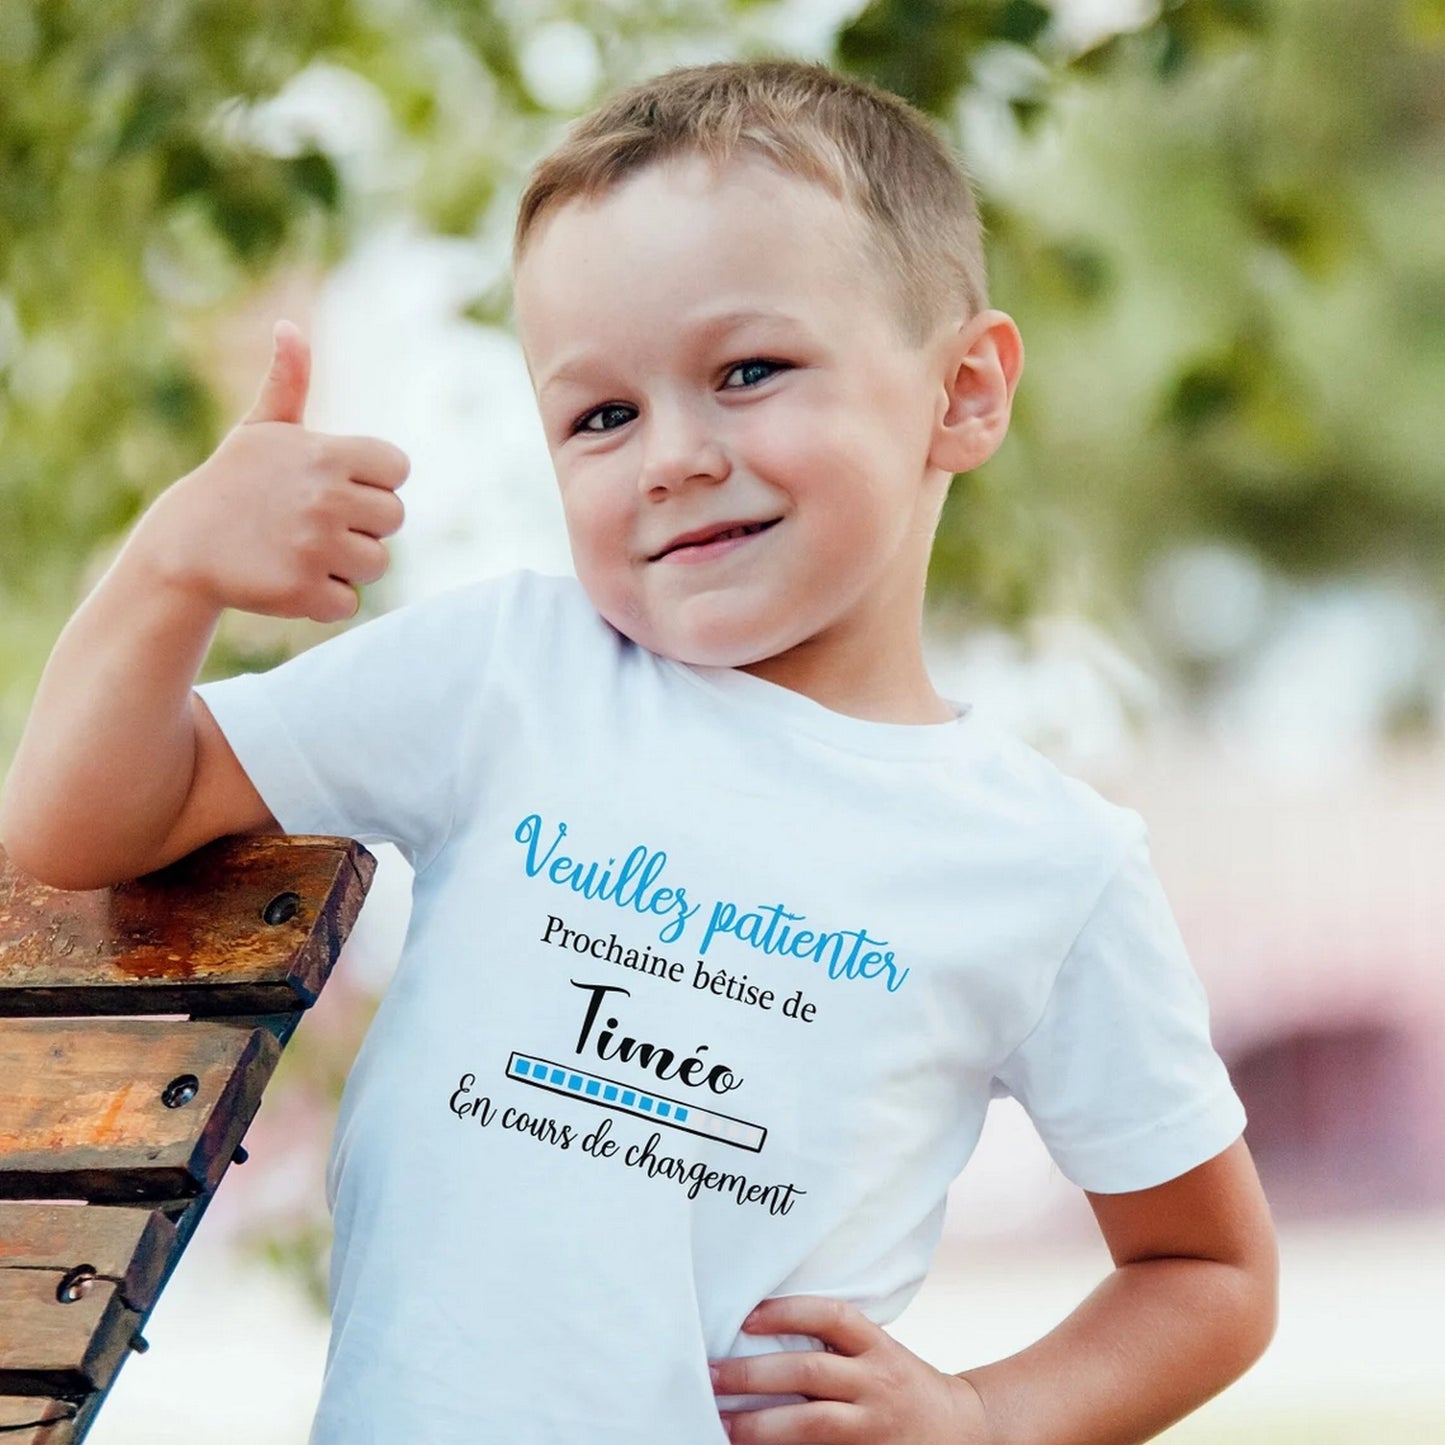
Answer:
[512,57,988,348]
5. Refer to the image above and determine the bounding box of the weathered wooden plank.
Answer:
[0,1397,78,1443]
[0,1018,282,1202]
[0,1200,177,1317]
[0,835,375,1016]
[0,1204,163,1396]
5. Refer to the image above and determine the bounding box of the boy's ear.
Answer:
[927,309,1024,475]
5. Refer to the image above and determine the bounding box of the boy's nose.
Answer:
[637,407,731,494]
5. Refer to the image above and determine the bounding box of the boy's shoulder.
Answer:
[390,567,627,684]
[393,574,1140,851]
[396,566,586,612]
[963,702,1145,855]
[388,567,603,639]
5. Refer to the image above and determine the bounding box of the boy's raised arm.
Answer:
[0,544,266,891]
[0,321,410,891]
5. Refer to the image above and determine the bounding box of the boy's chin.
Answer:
[599,604,787,670]
[641,632,781,670]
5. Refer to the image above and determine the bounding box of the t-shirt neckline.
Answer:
[657,655,974,759]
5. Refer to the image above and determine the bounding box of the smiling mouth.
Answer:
[649,518,782,561]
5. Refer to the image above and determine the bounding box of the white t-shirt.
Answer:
[194,568,1246,1445]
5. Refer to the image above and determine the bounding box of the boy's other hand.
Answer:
[133,318,410,624]
[711,1295,993,1443]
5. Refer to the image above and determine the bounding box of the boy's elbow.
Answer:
[0,808,154,893]
[1251,1252,1281,1362]
[1,831,71,890]
[0,834,138,892]
[0,805,63,888]
[1222,1231,1280,1372]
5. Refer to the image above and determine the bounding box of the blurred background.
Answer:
[2,0,1443,1439]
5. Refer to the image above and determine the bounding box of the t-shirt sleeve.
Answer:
[192,578,503,874]
[988,813,1247,1193]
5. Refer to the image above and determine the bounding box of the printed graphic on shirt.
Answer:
[438,807,923,1220]
[512,811,911,992]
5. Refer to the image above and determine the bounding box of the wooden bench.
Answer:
[0,835,375,1443]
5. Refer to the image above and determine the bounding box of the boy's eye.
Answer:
[722,357,786,389]
[573,403,635,435]
[568,358,788,435]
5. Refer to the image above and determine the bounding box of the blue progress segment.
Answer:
[502,1051,765,1152]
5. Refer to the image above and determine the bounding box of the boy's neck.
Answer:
[735,642,957,726]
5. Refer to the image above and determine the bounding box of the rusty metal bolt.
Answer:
[263,891,301,925]
[57,1264,97,1304]
[162,1073,200,1108]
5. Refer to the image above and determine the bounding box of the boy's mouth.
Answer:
[647,517,782,562]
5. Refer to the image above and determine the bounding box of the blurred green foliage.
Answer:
[2,0,1442,737]
[862,0,1445,643]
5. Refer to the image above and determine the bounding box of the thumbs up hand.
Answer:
[243,317,312,427]
[136,320,410,623]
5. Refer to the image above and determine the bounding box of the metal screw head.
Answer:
[162,1073,200,1108]
[263,891,301,925]
[57,1265,97,1304]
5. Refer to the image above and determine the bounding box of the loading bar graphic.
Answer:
[506,1051,766,1153]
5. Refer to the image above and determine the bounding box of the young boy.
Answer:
[1,58,1276,1445]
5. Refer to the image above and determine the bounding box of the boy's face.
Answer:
[513,151,958,683]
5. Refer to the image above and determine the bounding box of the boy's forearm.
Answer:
[956,1254,1275,1445]
[0,534,222,890]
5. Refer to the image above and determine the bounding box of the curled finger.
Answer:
[712,1347,860,1404]
[722,1398,857,1444]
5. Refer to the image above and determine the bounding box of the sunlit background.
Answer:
[2,0,1443,1439]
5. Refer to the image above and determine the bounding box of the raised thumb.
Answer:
[242,318,310,426]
